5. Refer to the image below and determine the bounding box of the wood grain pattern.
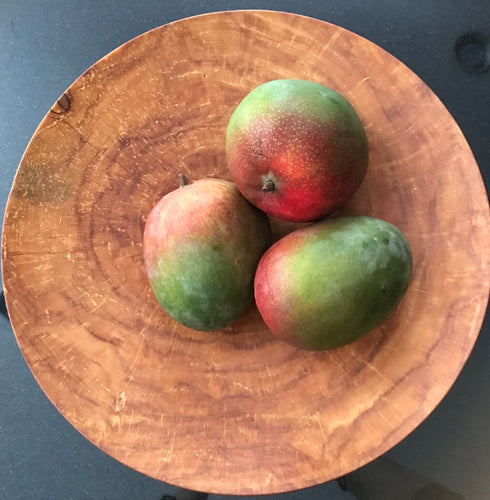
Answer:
[2,10,490,495]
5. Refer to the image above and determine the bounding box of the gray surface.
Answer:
[1,1,489,499]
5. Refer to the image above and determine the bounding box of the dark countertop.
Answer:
[1,2,489,499]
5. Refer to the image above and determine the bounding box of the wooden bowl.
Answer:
[2,10,489,495]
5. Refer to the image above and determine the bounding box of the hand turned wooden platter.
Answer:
[2,10,490,495]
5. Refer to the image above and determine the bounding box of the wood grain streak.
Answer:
[2,10,489,496]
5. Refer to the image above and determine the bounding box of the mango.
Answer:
[254,216,412,350]
[226,79,369,222]
[143,176,272,331]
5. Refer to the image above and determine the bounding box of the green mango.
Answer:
[254,216,412,350]
[143,177,272,331]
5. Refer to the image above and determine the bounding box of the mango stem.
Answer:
[178,173,189,187]
[262,178,275,192]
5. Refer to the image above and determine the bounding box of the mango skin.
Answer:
[254,216,412,350]
[226,79,369,222]
[143,178,272,331]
